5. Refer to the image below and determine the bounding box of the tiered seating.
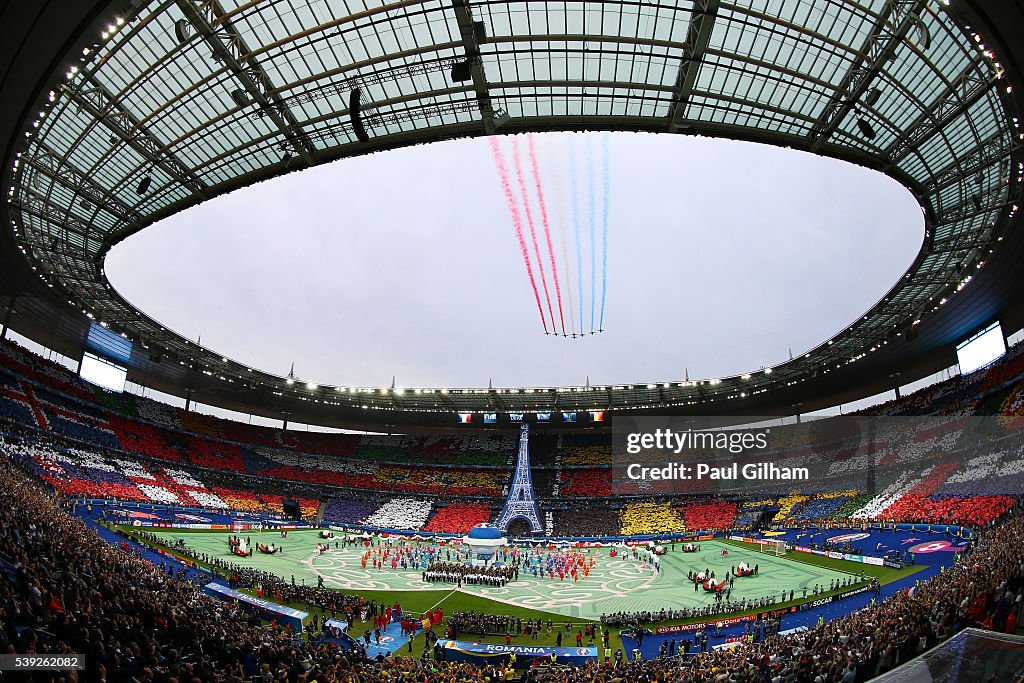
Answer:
[619,502,686,535]
[560,446,612,466]
[374,465,504,497]
[256,428,361,458]
[362,498,433,530]
[3,331,1024,534]
[354,435,406,461]
[561,468,612,496]
[881,494,1015,526]
[938,448,1024,497]
[210,486,265,513]
[999,381,1024,416]
[182,434,246,471]
[162,468,228,508]
[526,434,559,466]
[258,493,319,518]
[980,344,1024,392]
[46,412,120,449]
[9,443,148,502]
[435,435,515,466]
[554,508,614,537]
[732,503,765,529]
[0,394,36,426]
[108,414,184,462]
[34,386,106,419]
[529,469,557,497]
[349,434,514,466]
[0,340,94,402]
[135,399,182,429]
[90,388,139,416]
[682,501,736,530]
[321,498,382,526]
[772,494,810,525]
[788,492,856,522]
[422,503,492,533]
[852,471,919,519]
[559,434,613,466]
[833,494,872,519]
[180,411,227,440]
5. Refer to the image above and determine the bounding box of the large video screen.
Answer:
[956,321,1006,375]
[79,352,128,393]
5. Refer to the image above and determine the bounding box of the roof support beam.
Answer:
[12,195,97,252]
[451,0,497,134]
[60,78,208,198]
[176,0,317,166]
[936,181,1009,225]
[808,0,925,152]
[21,142,141,229]
[926,128,1017,196]
[667,0,719,133]
[885,57,999,164]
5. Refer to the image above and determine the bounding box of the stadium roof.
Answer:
[1,0,1023,430]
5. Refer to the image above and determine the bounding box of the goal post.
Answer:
[760,539,787,556]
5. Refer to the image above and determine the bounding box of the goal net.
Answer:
[760,539,787,556]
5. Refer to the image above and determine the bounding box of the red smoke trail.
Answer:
[527,133,566,337]
[489,137,548,333]
[511,136,557,333]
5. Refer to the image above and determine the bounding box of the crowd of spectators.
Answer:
[5,426,1024,682]
[560,468,613,497]
[421,503,493,534]
[362,498,433,530]
[553,508,615,537]
[683,502,737,531]
[619,502,687,536]
[0,451,371,682]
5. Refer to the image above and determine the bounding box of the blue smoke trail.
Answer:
[588,135,596,334]
[599,133,609,331]
[570,135,584,336]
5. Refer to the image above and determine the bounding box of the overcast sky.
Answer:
[104,132,922,390]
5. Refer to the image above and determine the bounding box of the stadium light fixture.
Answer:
[173,19,191,43]
[856,118,876,139]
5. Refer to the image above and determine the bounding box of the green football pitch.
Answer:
[145,528,863,622]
